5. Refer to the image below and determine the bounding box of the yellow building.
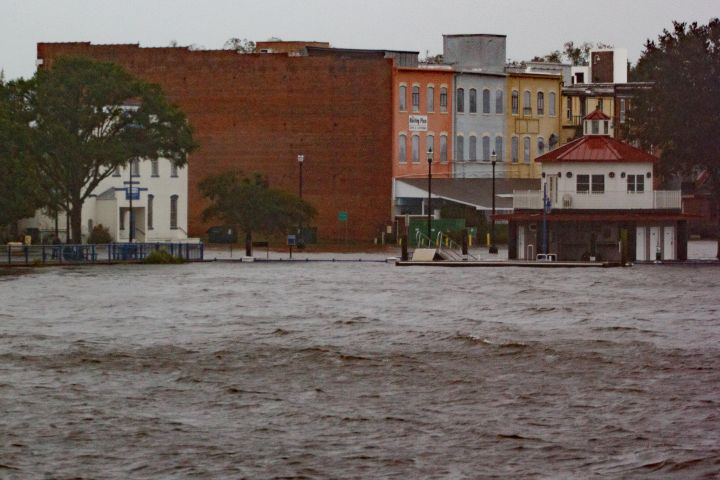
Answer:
[505,72,563,178]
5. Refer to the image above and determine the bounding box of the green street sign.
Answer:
[338,211,348,222]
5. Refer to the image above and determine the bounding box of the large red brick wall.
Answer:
[37,42,394,241]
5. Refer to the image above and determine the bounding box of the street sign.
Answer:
[287,234,297,246]
[126,187,141,201]
[338,211,348,222]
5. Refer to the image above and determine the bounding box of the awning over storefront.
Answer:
[396,178,540,211]
[494,211,697,222]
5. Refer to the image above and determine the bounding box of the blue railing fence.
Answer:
[3,242,204,266]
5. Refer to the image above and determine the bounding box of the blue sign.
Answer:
[126,187,141,201]
[287,234,297,246]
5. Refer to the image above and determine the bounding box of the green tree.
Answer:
[534,41,613,65]
[0,80,41,231]
[199,171,316,256]
[5,56,196,242]
[224,38,256,53]
[628,19,720,258]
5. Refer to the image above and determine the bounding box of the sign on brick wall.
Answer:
[409,115,428,132]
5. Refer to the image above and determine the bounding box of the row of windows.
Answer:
[456,88,504,114]
[113,159,180,178]
[398,134,448,163]
[399,85,448,113]
[453,135,555,163]
[575,174,645,194]
[510,90,556,116]
[121,194,179,230]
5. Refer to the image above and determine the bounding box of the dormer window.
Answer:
[592,120,599,134]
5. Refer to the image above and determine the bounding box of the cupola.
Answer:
[583,106,613,137]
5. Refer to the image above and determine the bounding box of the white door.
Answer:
[663,225,675,260]
[518,226,526,260]
[636,227,646,261]
[649,227,661,260]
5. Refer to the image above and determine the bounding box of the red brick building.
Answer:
[37,42,394,241]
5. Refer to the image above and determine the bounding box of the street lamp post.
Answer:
[297,154,304,246]
[426,146,433,244]
[489,151,498,254]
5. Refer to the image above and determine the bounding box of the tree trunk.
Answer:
[70,198,83,244]
[245,231,252,257]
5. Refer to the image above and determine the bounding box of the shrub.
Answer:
[87,224,113,244]
[143,248,185,264]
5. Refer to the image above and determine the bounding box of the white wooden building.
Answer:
[498,109,691,262]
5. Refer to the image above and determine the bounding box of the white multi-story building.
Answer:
[20,158,189,243]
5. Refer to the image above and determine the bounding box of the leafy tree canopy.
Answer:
[628,18,720,256]
[3,56,197,242]
[532,41,613,65]
[200,171,316,247]
[0,80,41,227]
[224,38,256,53]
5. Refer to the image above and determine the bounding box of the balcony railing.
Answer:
[512,189,682,210]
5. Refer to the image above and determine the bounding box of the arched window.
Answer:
[412,86,420,112]
[482,89,490,114]
[496,89,504,114]
[511,137,519,163]
[456,135,464,161]
[398,134,407,163]
[440,135,448,163]
[482,136,491,161]
[469,88,477,113]
[427,86,435,112]
[511,90,519,114]
[523,91,531,115]
[523,137,531,163]
[147,194,154,230]
[537,92,545,115]
[399,85,407,111]
[495,136,503,162]
[537,137,545,155]
[440,87,448,112]
[412,135,420,163]
[427,134,435,160]
[469,136,477,161]
[457,88,465,113]
[151,159,159,177]
[170,195,178,229]
[549,92,556,116]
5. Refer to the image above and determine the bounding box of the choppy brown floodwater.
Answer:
[1,244,719,479]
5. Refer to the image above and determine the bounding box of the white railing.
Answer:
[512,189,682,210]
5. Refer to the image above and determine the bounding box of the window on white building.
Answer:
[457,88,465,113]
[171,164,179,178]
[577,174,590,193]
[482,136,490,161]
[170,195,178,229]
[496,89,503,114]
[592,174,605,193]
[130,159,140,177]
[627,174,644,192]
[495,136,503,161]
[482,89,490,114]
[456,135,464,161]
[151,159,159,177]
[469,136,477,161]
[469,88,477,113]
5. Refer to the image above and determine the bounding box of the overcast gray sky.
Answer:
[2,0,718,80]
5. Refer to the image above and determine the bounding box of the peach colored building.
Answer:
[393,67,454,180]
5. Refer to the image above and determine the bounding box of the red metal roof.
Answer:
[537,135,657,163]
[584,109,611,120]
